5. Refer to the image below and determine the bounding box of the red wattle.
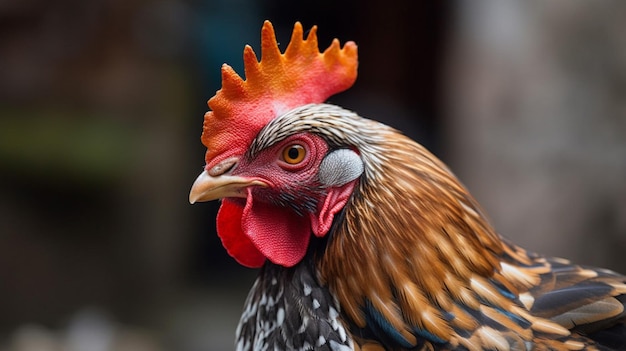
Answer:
[216,199,266,268]
[241,192,311,267]
[217,191,312,268]
[216,181,357,268]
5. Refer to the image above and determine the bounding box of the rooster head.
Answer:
[189,21,360,268]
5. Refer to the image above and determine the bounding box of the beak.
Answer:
[189,170,266,204]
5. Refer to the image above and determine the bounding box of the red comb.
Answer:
[201,20,358,167]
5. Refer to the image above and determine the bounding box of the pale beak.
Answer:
[189,170,266,204]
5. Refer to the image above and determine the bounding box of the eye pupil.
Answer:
[282,144,306,164]
[287,147,300,160]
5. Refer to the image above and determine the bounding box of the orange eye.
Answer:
[282,144,306,164]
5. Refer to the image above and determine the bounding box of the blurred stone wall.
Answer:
[0,0,199,325]
[445,1,626,271]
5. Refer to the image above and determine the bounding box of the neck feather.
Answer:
[318,123,509,342]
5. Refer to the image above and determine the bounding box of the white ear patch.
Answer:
[318,149,364,187]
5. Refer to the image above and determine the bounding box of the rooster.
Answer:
[189,21,626,351]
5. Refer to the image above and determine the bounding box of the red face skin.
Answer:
[233,133,329,209]
[192,133,358,268]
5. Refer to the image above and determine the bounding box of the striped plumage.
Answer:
[189,22,626,350]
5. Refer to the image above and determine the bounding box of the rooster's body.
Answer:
[190,22,626,350]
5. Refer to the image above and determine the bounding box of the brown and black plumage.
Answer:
[189,21,626,350]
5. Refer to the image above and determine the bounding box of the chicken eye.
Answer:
[282,144,306,164]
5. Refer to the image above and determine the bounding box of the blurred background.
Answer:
[1,0,625,349]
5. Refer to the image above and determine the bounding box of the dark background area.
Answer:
[1,1,624,350]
